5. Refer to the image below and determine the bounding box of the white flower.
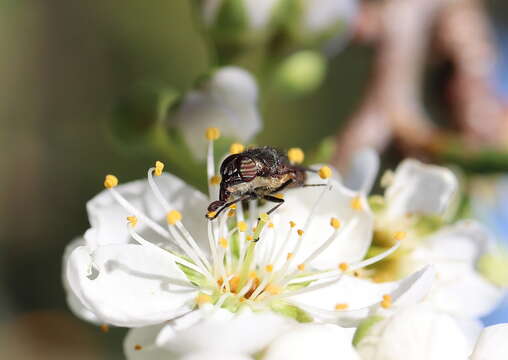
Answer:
[171,67,262,159]
[64,136,432,329]
[201,0,281,31]
[298,0,358,35]
[352,156,505,319]
[355,303,473,360]
[470,323,508,360]
[124,307,361,360]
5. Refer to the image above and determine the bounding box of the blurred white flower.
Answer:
[347,155,505,320]
[355,303,472,360]
[470,323,508,360]
[298,0,357,35]
[63,137,432,329]
[124,307,361,360]
[172,67,262,159]
[201,0,281,31]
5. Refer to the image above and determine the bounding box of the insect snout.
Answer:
[207,200,225,212]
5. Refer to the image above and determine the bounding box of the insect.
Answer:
[207,146,324,220]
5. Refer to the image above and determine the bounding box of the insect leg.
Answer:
[207,195,254,220]
[264,195,285,215]
[303,183,328,187]
[253,196,284,242]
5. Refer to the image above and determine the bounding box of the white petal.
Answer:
[356,304,470,360]
[86,173,209,251]
[343,148,379,194]
[266,179,373,269]
[66,244,196,327]
[470,324,508,360]
[181,352,253,360]
[289,266,435,326]
[429,267,503,319]
[407,222,503,318]
[62,237,100,324]
[385,159,458,218]
[125,324,176,360]
[262,324,360,360]
[160,311,294,355]
[172,67,261,159]
[425,221,496,264]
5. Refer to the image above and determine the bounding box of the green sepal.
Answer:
[271,301,313,323]
[412,215,444,236]
[478,251,508,287]
[352,315,384,347]
[177,262,208,288]
[368,195,386,214]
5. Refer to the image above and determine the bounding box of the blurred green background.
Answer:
[0,1,507,359]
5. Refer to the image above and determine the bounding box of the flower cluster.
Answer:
[63,130,508,359]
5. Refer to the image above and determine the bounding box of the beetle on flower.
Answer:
[64,127,433,329]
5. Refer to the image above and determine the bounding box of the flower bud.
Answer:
[273,50,326,96]
[170,66,262,159]
[196,0,282,57]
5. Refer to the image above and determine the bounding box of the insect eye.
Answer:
[239,157,257,181]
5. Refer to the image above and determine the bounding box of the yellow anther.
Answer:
[206,211,217,219]
[393,231,406,241]
[265,264,274,273]
[273,193,284,199]
[318,166,332,179]
[287,253,294,260]
[219,237,228,248]
[205,127,220,140]
[246,235,254,241]
[104,174,118,189]
[248,271,258,280]
[289,221,296,228]
[239,297,247,303]
[297,263,306,271]
[350,196,363,211]
[259,213,270,222]
[265,284,282,295]
[166,210,182,225]
[268,222,274,228]
[287,148,304,164]
[100,324,109,333]
[229,204,237,209]
[297,229,304,237]
[127,216,138,227]
[228,209,236,217]
[381,294,392,309]
[154,161,164,176]
[335,303,349,310]
[237,221,248,232]
[381,300,392,309]
[339,262,349,271]
[330,217,341,229]
[196,293,212,305]
[229,143,245,154]
[134,345,143,351]
[210,175,221,185]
